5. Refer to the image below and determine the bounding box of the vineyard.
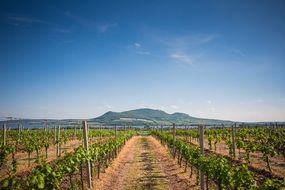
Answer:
[0,122,284,189]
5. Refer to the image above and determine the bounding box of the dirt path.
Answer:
[93,136,199,190]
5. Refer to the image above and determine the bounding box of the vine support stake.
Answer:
[199,125,205,190]
[3,123,6,145]
[232,123,236,159]
[16,123,21,151]
[83,120,92,189]
[57,125,61,157]
[184,125,187,142]
[17,123,20,134]
[44,119,47,132]
[115,124,117,140]
[54,125,57,144]
[172,123,176,156]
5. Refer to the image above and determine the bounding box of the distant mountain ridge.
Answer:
[2,109,284,127]
[90,108,233,125]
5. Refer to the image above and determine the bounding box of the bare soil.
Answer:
[0,136,116,180]
[93,136,199,190]
[0,139,83,179]
[179,136,285,179]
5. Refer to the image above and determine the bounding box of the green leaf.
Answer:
[2,179,9,188]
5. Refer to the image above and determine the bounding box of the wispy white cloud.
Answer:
[8,15,75,36]
[127,42,151,55]
[96,22,117,33]
[8,16,45,24]
[165,34,217,64]
[134,43,141,47]
[170,53,193,64]
[141,25,217,47]
[145,31,218,65]
[64,12,117,33]
[159,33,218,48]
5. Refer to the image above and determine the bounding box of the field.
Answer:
[0,123,285,190]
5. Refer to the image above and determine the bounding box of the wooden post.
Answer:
[57,125,61,157]
[199,125,205,190]
[54,126,57,144]
[83,121,92,189]
[18,123,21,133]
[172,123,176,156]
[232,123,236,159]
[73,125,76,140]
[3,123,6,145]
[184,125,187,142]
[115,125,117,140]
[44,120,47,132]
[16,123,21,151]
[17,123,20,134]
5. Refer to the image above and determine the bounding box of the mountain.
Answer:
[90,108,233,125]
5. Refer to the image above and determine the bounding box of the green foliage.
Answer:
[152,130,285,190]
[0,176,20,190]
[258,179,285,190]
[232,164,256,190]
[0,144,13,167]
[25,131,135,189]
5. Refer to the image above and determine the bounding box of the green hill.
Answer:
[90,108,232,125]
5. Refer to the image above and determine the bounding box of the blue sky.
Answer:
[0,0,285,121]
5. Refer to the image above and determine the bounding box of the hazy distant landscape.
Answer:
[3,108,284,129]
[1,108,233,126]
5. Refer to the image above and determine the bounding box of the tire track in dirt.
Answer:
[148,136,200,190]
[93,136,199,190]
